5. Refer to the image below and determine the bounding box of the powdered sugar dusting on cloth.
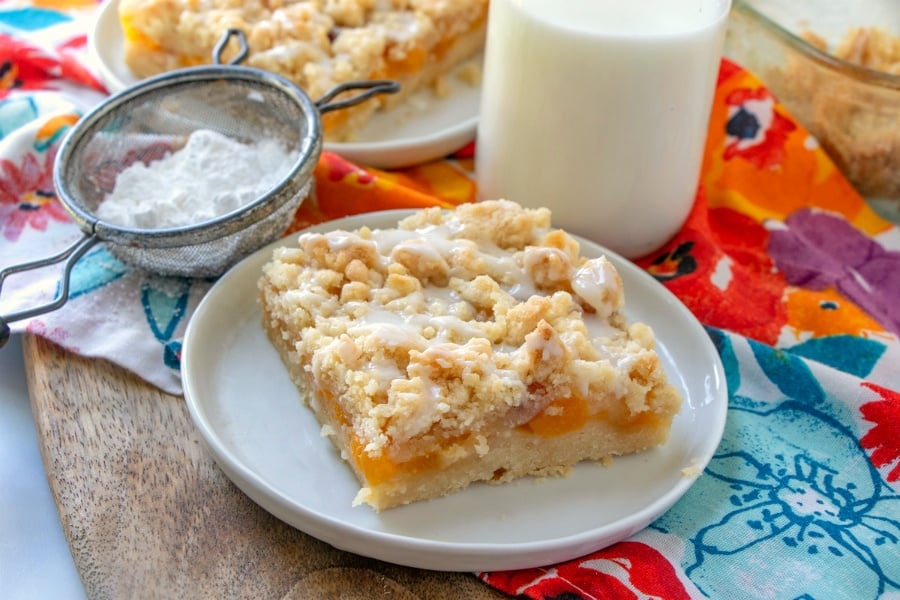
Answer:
[96,129,298,229]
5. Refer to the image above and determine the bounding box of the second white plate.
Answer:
[89,0,480,169]
[182,210,728,573]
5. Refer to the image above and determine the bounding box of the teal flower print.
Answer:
[653,332,900,600]
[684,403,900,599]
[141,275,191,370]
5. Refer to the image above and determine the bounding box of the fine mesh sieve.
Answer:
[0,29,399,347]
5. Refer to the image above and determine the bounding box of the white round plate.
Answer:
[182,210,728,573]
[89,0,480,169]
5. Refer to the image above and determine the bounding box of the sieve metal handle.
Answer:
[213,28,250,66]
[0,234,100,349]
[210,27,400,114]
[316,80,401,114]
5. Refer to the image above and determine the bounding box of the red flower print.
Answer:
[452,140,475,159]
[322,152,376,186]
[716,57,744,87]
[0,151,70,241]
[25,319,75,350]
[638,194,788,345]
[480,541,690,600]
[0,35,59,96]
[723,87,796,170]
[56,35,107,94]
[859,382,900,482]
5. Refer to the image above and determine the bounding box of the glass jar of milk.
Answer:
[476,0,731,258]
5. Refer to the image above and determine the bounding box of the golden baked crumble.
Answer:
[769,26,900,200]
[258,200,683,510]
[831,27,900,75]
[118,0,488,141]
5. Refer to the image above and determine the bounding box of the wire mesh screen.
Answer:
[54,68,321,278]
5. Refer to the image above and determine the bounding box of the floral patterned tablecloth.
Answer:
[1,1,898,598]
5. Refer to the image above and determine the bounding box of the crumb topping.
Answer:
[259,200,678,465]
[831,27,900,75]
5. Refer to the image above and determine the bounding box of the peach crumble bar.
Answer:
[118,0,488,141]
[258,200,683,511]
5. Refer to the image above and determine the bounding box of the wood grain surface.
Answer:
[23,334,506,599]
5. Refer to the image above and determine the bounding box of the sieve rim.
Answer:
[53,65,323,250]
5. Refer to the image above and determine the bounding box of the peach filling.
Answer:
[522,394,666,437]
[332,389,665,486]
[349,438,443,486]
[523,395,590,437]
[316,372,667,489]
[121,17,204,67]
[121,16,163,53]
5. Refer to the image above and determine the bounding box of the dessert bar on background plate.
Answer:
[89,0,483,168]
[117,0,488,142]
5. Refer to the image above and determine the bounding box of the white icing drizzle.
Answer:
[324,220,628,377]
[282,202,645,447]
[571,256,623,320]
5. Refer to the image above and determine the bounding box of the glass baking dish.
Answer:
[724,0,900,221]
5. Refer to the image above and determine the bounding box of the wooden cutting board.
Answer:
[23,334,505,599]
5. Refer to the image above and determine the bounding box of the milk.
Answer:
[476,0,731,258]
